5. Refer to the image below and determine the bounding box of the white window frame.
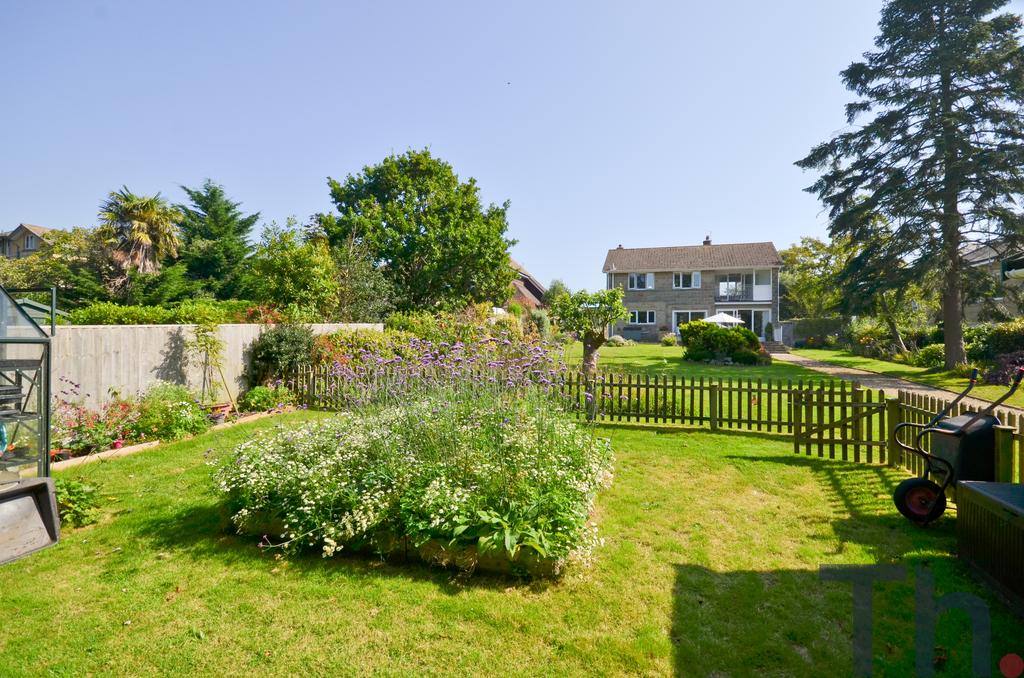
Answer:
[672,310,706,328]
[24,234,37,250]
[627,272,655,290]
[628,310,656,325]
[673,271,701,289]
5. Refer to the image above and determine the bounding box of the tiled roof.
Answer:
[603,241,782,273]
[19,224,52,237]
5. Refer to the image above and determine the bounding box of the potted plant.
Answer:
[186,318,236,423]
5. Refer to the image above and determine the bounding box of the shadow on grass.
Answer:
[130,500,551,594]
[669,555,1020,677]
[594,421,792,443]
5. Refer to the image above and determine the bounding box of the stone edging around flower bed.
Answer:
[235,513,561,578]
[49,410,286,473]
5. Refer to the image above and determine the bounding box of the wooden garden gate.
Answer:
[792,383,890,464]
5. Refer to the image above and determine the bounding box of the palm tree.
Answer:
[98,187,182,275]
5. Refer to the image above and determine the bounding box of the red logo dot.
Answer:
[1001,654,1024,678]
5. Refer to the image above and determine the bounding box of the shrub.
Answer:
[63,299,257,326]
[54,477,100,528]
[732,348,760,365]
[678,320,759,361]
[605,335,629,347]
[984,351,1024,385]
[313,329,419,368]
[239,384,293,412]
[951,362,982,379]
[522,309,552,341]
[53,378,139,456]
[684,346,713,362]
[764,322,774,342]
[248,324,315,385]
[127,382,209,441]
[660,333,678,347]
[216,386,613,575]
[909,344,945,368]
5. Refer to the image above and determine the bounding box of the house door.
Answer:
[752,310,770,340]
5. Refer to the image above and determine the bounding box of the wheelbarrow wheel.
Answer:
[893,477,947,525]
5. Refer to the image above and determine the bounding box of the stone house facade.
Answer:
[603,238,783,342]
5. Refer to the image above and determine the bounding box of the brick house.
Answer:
[603,237,783,342]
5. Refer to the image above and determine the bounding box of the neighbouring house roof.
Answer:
[3,224,54,240]
[602,241,782,273]
[509,258,547,308]
[963,240,1012,266]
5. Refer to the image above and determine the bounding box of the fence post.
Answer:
[885,397,901,468]
[709,384,719,432]
[995,425,1015,482]
[793,389,802,455]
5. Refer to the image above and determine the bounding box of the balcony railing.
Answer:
[715,286,755,302]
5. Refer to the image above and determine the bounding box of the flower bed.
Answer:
[216,385,613,576]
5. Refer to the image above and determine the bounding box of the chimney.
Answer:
[616,244,623,249]
[702,235,712,246]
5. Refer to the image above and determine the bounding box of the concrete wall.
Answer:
[51,323,382,407]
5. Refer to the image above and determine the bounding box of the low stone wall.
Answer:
[51,323,381,408]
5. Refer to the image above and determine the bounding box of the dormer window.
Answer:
[673,272,701,289]
[628,273,654,290]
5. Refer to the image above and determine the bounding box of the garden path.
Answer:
[772,352,1024,413]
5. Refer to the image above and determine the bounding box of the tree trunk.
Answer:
[581,334,602,379]
[884,314,908,354]
[939,51,968,369]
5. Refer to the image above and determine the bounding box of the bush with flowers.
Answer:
[216,383,613,576]
[217,334,613,576]
[53,379,210,458]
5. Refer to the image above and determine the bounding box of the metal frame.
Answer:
[0,287,54,477]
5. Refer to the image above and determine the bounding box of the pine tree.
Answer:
[797,0,1024,368]
[177,180,259,299]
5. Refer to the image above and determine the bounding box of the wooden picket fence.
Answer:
[292,363,1024,482]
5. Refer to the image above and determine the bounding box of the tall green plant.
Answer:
[797,0,1024,368]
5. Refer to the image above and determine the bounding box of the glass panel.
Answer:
[755,270,771,285]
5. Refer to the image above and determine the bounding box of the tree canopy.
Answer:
[796,0,1024,368]
[318,149,517,312]
[177,180,259,299]
[549,288,628,377]
[98,187,182,279]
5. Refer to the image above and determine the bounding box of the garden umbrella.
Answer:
[704,312,745,326]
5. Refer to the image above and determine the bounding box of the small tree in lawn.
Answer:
[550,288,628,379]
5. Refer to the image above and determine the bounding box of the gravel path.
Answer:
[772,352,1019,413]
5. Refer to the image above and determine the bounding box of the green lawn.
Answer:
[562,342,828,381]
[2,412,1021,675]
[793,348,1024,410]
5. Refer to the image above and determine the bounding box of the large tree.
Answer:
[778,237,845,319]
[98,187,183,280]
[241,223,340,320]
[318,149,517,311]
[797,0,1024,368]
[176,180,259,299]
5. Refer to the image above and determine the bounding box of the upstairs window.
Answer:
[627,273,655,290]
[24,234,38,250]
[673,272,701,289]
[628,310,656,325]
[754,270,771,285]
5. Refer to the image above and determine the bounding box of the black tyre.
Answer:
[893,477,947,525]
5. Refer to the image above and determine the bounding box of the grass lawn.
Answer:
[562,341,828,382]
[3,412,1022,676]
[793,348,1024,410]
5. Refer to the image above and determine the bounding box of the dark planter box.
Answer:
[957,481,1024,610]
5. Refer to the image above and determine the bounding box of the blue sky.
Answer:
[4,1,1022,291]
